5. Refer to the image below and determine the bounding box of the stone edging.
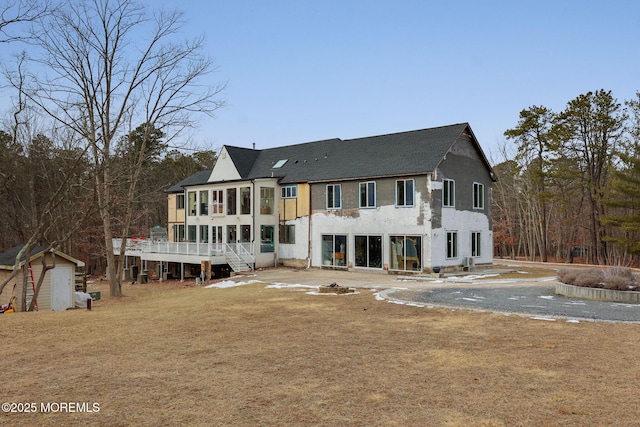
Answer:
[555,282,640,304]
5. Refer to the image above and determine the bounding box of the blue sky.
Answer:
[5,1,640,160]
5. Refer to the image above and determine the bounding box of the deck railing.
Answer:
[112,239,252,258]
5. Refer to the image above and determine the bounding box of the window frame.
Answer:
[471,231,481,257]
[326,184,342,210]
[443,179,455,208]
[446,231,458,259]
[359,181,376,208]
[260,187,274,214]
[281,185,297,199]
[395,179,415,207]
[188,191,197,216]
[240,186,251,215]
[473,182,484,210]
[199,190,208,215]
[211,190,224,214]
[279,224,295,244]
[226,188,237,215]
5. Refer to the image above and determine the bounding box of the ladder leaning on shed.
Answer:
[25,263,38,311]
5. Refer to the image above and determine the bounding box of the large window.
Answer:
[396,179,415,207]
[471,232,481,257]
[326,184,342,209]
[279,224,295,244]
[260,187,274,214]
[227,188,237,215]
[241,187,251,214]
[355,235,382,268]
[199,190,208,215]
[241,225,251,243]
[212,190,223,214]
[443,179,455,207]
[227,225,237,243]
[188,225,197,242]
[281,185,297,198]
[322,234,347,267]
[188,191,196,216]
[260,225,275,253]
[359,181,376,208]
[213,226,222,244]
[473,182,484,210]
[173,224,185,242]
[390,235,421,271]
[199,225,209,243]
[446,231,458,259]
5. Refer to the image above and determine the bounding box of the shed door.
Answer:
[51,266,72,311]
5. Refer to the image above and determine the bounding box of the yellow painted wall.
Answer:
[167,193,185,242]
[279,183,310,220]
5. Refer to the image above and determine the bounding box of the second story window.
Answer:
[240,187,251,215]
[396,179,414,207]
[327,184,342,209]
[212,190,223,214]
[188,191,196,216]
[227,188,237,215]
[281,185,297,199]
[260,187,274,214]
[199,190,208,215]
[176,194,185,210]
[359,181,376,208]
[473,182,484,210]
[443,179,455,207]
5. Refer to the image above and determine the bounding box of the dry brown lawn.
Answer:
[1,273,639,426]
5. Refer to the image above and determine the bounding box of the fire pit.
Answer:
[318,282,355,294]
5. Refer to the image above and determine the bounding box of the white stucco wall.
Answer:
[277,217,309,265]
[431,208,493,268]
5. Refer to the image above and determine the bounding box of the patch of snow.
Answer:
[462,273,500,280]
[305,290,360,296]
[539,295,555,300]
[531,316,556,322]
[460,297,481,302]
[566,319,580,323]
[204,279,261,289]
[265,283,318,290]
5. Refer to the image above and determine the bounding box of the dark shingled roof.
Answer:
[0,244,49,267]
[226,123,482,183]
[165,170,212,193]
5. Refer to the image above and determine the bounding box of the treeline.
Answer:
[0,125,216,274]
[494,89,640,266]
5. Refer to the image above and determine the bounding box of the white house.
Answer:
[118,123,496,279]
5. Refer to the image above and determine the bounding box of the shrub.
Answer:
[604,276,633,291]
[574,269,605,288]
[557,269,577,284]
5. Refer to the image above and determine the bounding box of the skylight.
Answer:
[272,159,288,169]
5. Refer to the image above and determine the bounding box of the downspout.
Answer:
[307,184,312,269]
[252,180,256,269]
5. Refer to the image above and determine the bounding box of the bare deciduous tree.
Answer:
[15,0,225,297]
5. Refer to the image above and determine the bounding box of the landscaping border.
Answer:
[555,282,640,304]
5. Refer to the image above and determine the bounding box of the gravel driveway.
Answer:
[385,285,640,323]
